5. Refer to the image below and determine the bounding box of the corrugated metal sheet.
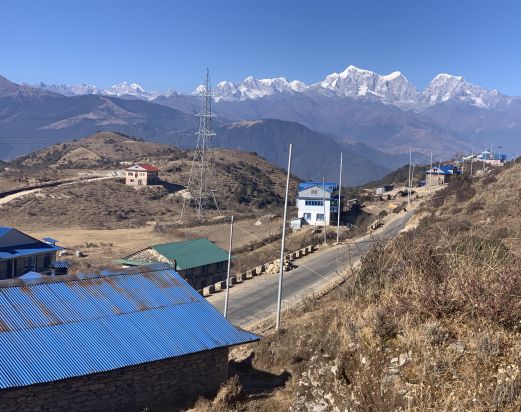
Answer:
[0,242,62,260]
[122,238,230,270]
[0,263,258,390]
[298,181,337,192]
[49,260,69,269]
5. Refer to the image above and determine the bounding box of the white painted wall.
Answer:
[297,185,335,226]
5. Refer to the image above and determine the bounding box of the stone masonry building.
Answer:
[0,263,258,412]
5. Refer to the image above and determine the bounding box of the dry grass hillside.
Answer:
[196,163,521,411]
[0,132,298,229]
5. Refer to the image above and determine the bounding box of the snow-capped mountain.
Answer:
[192,65,514,110]
[102,82,161,100]
[308,65,419,103]
[419,73,506,109]
[27,82,100,96]
[199,76,308,101]
[30,81,163,100]
[29,65,517,110]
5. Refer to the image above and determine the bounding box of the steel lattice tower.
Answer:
[182,69,219,221]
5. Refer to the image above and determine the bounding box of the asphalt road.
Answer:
[207,211,413,327]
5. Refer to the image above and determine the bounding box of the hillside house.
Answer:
[125,163,160,186]
[0,227,61,279]
[476,150,507,166]
[115,238,229,290]
[425,165,461,186]
[297,181,340,226]
[0,263,258,412]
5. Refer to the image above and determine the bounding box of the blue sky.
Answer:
[1,0,521,94]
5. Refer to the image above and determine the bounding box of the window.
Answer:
[311,189,318,195]
[317,214,324,221]
[303,213,312,221]
[305,200,324,206]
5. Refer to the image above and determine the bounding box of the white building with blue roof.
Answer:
[0,227,61,279]
[297,181,339,226]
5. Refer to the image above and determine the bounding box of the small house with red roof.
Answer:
[125,163,160,186]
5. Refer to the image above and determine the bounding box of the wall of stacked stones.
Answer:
[0,347,229,412]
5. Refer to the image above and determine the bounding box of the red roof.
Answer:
[139,163,159,172]
[126,163,159,172]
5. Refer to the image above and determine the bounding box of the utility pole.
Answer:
[275,144,292,331]
[336,152,343,244]
[322,177,327,244]
[429,150,433,192]
[408,147,412,205]
[223,215,234,319]
[470,149,474,178]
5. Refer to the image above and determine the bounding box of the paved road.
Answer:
[207,211,413,327]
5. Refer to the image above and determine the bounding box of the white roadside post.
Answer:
[276,144,292,331]
[336,152,343,244]
[223,215,234,319]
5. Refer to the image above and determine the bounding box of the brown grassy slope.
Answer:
[8,131,184,171]
[0,133,298,229]
[200,165,521,412]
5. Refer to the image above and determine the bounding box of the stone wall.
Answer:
[0,347,229,412]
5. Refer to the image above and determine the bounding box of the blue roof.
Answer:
[50,260,70,269]
[0,242,62,260]
[0,263,258,389]
[426,165,461,175]
[19,271,44,280]
[0,227,62,260]
[0,227,12,238]
[298,181,337,192]
[42,237,58,244]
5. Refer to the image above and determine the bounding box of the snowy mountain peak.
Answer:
[314,66,419,102]
[104,82,154,98]
[382,71,403,81]
[420,73,502,108]
[208,75,309,101]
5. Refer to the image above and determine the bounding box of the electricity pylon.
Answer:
[181,69,219,221]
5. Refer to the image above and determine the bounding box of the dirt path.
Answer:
[0,175,120,207]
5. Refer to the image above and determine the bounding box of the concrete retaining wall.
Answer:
[199,244,317,297]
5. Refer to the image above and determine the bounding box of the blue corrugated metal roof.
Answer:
[50,260,69,269]
[0,263,258,389]
[19,272,44,280]
[298,181,337,192]
[426,165,461,175]
[0,227,12,238]
[0,242,62,260]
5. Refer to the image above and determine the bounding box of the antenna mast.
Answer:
[182,69,219,221]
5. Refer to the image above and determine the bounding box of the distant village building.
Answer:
[476,150,507,166]
[297,181,340,226]
[425,165,461,186]
[115,238,229,290]
[125,163,160,186]
[0,263,258,412]
[0,227,61,279]
[374,184,395,195]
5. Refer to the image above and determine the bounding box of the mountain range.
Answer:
[2,64,521,185]
[31,65,518,111]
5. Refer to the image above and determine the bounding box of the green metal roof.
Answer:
[113,258,155,267]
[152,238,229,270]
